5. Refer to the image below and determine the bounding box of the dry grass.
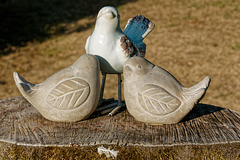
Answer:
[0,0,239,110]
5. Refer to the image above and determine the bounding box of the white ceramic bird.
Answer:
[13,54,100,122]
[85,6,134,74]
[85,6,154,115]
[123,57,211,125]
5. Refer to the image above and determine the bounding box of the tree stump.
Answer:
[0,97,240,159]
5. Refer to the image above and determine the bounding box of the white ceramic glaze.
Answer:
[85,6,135,74]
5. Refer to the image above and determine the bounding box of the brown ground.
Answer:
[0,0,239,110]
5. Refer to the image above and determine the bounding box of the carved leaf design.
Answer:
[138,84,181,115]
[46,78,90,110]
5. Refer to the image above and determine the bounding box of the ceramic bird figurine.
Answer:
[123,57,211,125]
[13,54,100,122]
[85,6,154,116]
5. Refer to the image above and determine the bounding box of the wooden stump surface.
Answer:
[0,96,240,147]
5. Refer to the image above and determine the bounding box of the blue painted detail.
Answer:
[124,15,154,57]
[124,15,150,44]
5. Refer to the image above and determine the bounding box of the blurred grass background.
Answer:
[0,0,239,110]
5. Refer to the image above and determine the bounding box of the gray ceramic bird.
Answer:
[13,54,100,122]
[85,6,154,116]
[123,57,211,125]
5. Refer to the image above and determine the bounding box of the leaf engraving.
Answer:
[138,84,181,115]
[46,78,90,110]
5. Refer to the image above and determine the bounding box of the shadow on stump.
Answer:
[181,103,225,122]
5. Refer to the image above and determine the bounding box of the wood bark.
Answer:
[0,97,240,158]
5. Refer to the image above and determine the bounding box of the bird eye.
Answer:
[137,65,142,69]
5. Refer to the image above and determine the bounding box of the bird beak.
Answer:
[98,10,116,19]
[106,10,116,19]
[123,65,133,79]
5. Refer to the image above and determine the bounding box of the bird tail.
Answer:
[13,72,36,98]
[183,76,211,103]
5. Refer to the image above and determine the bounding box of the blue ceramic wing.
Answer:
[124,15,155,57]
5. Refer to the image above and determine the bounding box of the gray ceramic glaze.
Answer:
[13,54,100,122]
[123,57,211,125]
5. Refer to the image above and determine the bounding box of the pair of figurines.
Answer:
[13,6,210,125]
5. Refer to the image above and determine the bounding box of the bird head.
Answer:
[95,6,121,32]
[123,57,154,83]
[72,54,100,72]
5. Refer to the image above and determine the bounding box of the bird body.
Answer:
[13,54,100,122]
[123,57,211,125]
